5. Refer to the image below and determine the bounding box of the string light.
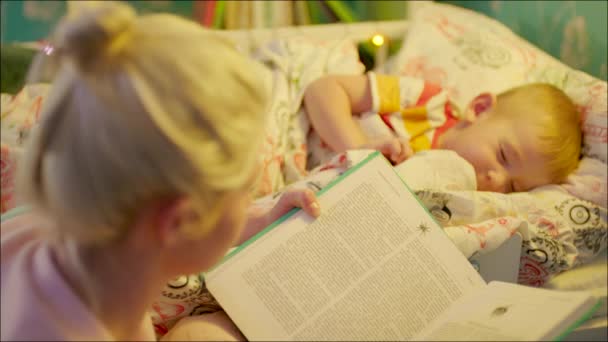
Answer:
[371,34,385,46]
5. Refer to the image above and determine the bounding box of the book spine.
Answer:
[193,0,203,25]
[251,1,265,28]
[238,1,251,29]
[224,0,236,29]
[294,0,311,25]
[213,0,226,29]
[263,0,273,28]
[307,0,333,24]
[200,0,217,27]
[324,0,358,22]
[284,1,294,27]
[272,0,293,28]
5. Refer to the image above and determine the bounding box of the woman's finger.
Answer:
[289,189,321,218]
[270,189,320,220]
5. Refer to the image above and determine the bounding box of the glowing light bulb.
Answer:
[371,34,385,46]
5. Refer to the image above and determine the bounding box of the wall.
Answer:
[0,0,193,43]
[0,1,67,44]
[443,0,607,80]
[0,1,409,43]
[8,1,603,80]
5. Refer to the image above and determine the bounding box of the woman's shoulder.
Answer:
[1,208,57,303]
[1,209,114,341]
[1,208,57,288]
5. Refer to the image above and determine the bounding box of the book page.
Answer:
[415,281,597,341]
[206,152,486,340]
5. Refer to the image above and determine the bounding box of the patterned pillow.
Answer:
[389,2,607,164]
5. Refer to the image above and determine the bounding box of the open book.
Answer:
[206,151,600,341]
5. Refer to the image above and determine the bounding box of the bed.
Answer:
[1,2,606,340]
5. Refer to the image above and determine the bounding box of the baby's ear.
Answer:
[462,92,496,123]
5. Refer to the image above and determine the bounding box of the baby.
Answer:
[303,73,582,193]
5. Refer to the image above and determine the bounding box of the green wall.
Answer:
[443,0,607,80]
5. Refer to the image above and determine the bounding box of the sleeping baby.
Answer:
[303,73,582,193]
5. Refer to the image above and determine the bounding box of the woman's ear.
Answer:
[462,92,497,123]
[155,197,195,247]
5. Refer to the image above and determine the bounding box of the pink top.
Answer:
[1,211,156,341]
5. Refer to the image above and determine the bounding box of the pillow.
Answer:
[390,2,607,165]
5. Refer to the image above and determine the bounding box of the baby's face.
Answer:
[437,111,552,193]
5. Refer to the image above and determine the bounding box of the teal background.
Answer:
[442,0,607,80]
[0,0,194,43]
[1,1,67,44]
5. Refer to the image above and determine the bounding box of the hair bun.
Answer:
[54,1,136,70]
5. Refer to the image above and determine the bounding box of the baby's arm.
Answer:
[304,75,412,164]
[303,74,372,152]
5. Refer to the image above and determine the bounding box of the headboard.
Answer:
[212,20,409,46]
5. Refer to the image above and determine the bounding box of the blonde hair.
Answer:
[495,83,581,183]
[19,1,270,244]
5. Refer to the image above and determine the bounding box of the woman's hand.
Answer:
[265,188,321,223]
[362,136,413,165]
[236,188,321,245]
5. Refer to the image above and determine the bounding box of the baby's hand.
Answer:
[362,137,413,165]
